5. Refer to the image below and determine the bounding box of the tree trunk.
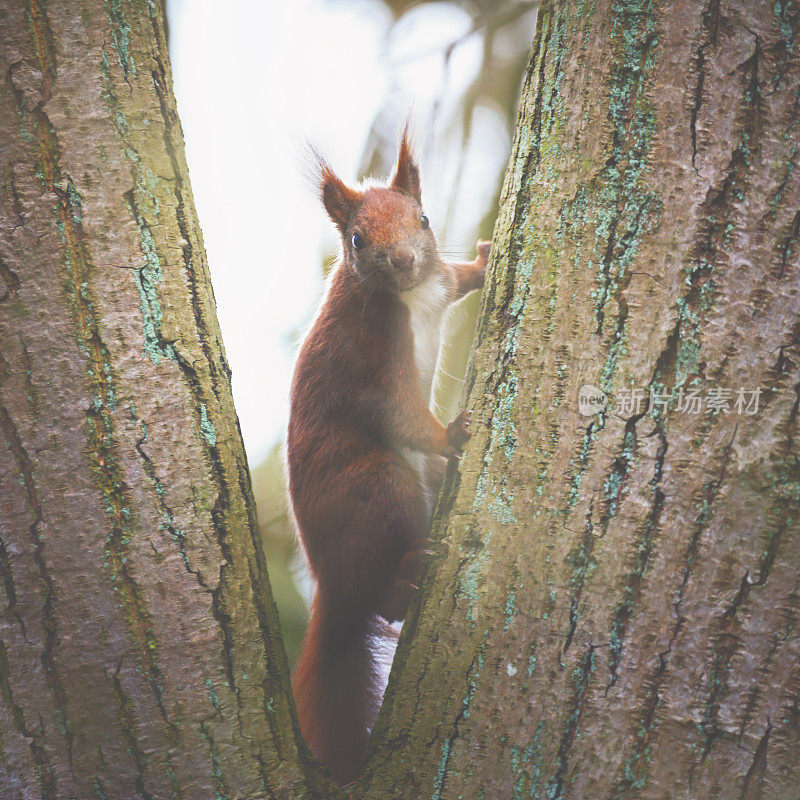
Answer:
[2,1,799,799]
[358,1,800,799]
[0,2,328,798]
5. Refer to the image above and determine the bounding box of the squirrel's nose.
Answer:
[390,248,415,273]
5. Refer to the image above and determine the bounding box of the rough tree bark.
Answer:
[1,1,799,800]
[0,2,328,798]
[359,1,800,799]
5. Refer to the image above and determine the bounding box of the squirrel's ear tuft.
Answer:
[321,173,362,230]
[391,126,421,203]
[309,147,362,230]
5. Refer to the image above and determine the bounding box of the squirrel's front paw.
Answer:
[476,240,492,266]
[445,410,472,458]
[474,240,492,287]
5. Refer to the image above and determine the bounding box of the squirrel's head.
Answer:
[315,130,438,292]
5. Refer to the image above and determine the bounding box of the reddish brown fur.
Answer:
[358,190,419,250]
[287,132,489,785]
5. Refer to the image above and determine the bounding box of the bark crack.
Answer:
[696,570,751,764]
[736,581,798,743]
[545,644,597,800]
[0,640,57,799]
[0,401,73,773]
[131,408,211,591]
[738,721,771,800]
[690,0,722,171]
[429,638,485,800]
[0,354,27,638]
[606,420,667,692]
[563,496,596,655]
[110,657,156,800]
[149,61,223,402]
[500,11,555,314]
[0,253,20,302]
[777,208,800,280]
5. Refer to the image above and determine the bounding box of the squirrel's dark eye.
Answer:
[420,214,429,230]
[352,232,364,250]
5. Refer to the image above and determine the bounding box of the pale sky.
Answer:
[167,0,512,465]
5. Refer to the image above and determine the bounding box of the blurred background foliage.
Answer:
[169,0,537,666]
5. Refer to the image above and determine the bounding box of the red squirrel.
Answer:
[286,129,489,785]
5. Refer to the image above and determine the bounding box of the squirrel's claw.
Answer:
[476,240,492,262]
[445,409,473,457]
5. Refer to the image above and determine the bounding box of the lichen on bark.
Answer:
[359,2,800,799]
[0,1,331,797]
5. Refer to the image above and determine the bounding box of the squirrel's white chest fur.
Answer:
[400,272,449,402]
[398,272,450,516]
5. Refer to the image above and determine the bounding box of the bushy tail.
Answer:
[292,595,383,785]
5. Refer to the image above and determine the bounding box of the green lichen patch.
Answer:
[125,196,177,365]
[510,721,545,800]
[104,0,136,77]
